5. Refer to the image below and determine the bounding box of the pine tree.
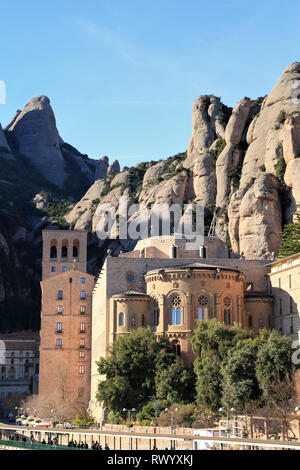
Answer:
[278,210,300,258]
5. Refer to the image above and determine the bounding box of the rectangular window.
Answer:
[80,338,85,348]
[80,305,85,315]
[80,323,85,333]
[278,278,281,290]
[56,338,62,347]
[259,318,263,329]
[79,351,85,359]
[80,291,86,300]
[81,278,85,284]
[62,267,67,273]
[57,305,63,314]
[289,275,292,289]
[57,322,62,332]
[58,290,63,300]
[79,365,85,375]
[51,266,56,273]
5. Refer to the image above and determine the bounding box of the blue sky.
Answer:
[0,0,299,168]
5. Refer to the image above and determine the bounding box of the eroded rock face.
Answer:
[6,96,68,187]
[107,160,120,177]
[241,62,300,188]
[284,158,300,211]
[192,152,216,206]
[143,161,167,187]
[238,174,282,259]
[282,114,300,163]
[225,98,251,145]
[95,156,109,180]
[139,171,188,207]
[65,179,105,230]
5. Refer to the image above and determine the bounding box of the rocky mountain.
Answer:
[0,62,300,331]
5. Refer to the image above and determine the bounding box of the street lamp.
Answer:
[219,407,235,437]
[123,408,136,425]
[165,408,178,434]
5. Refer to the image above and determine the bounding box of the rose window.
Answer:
[224,296,232,307]
[198,295,209,307]
[171,295,182,307]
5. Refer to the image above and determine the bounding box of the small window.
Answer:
[80,305,85,315]
[131,314,136,326]
[80,338,85,348]
[80,323,85,333]
[58,305,63,314]
[141,314,145,327]
[58,290,63,300]
[259,318,263,329]
[198,307,204,321]
[79,351,85,359]
[248,315,253,328]
[57,338,62,347]
[62,267,67,273]
[80,278,85,284]
[57,322,62,332]
[127,273,135,282]
[51,266,56,273]
[289,275,292,289]
[79,365,85,375]
[81,291,86,300]
[119,313,124,326]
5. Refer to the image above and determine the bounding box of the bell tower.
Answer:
[42,230,88,280]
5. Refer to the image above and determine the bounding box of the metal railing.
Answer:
[0,439,90,451]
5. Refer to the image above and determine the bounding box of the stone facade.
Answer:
[0,331,39,404]
[39,230,96,407]
[267,253,300,340]
[90,235,273,421]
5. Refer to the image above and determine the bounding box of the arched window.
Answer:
[248,315,253,328]
[171,295,182,325]
[131,314,136,327]
[119,313,124,327]
[141,314,145,327]
[152,297,160,327]
[198,295,209,321]
[73,239,79,258]
[62,239,68,258]
[223,296,232,325]
[50,239,57,259]
[171,340,181,357]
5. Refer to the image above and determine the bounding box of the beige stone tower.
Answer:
[39,230,96,409]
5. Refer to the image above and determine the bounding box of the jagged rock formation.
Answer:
[5,96,120,188]
[1,62,300,330]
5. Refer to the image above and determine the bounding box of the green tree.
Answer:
[255,329,294,402]
[221,341,261,409]
[96,328,176,413]
[72,409,94,428]
[155,357,196,404]
[278,210,300,258]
